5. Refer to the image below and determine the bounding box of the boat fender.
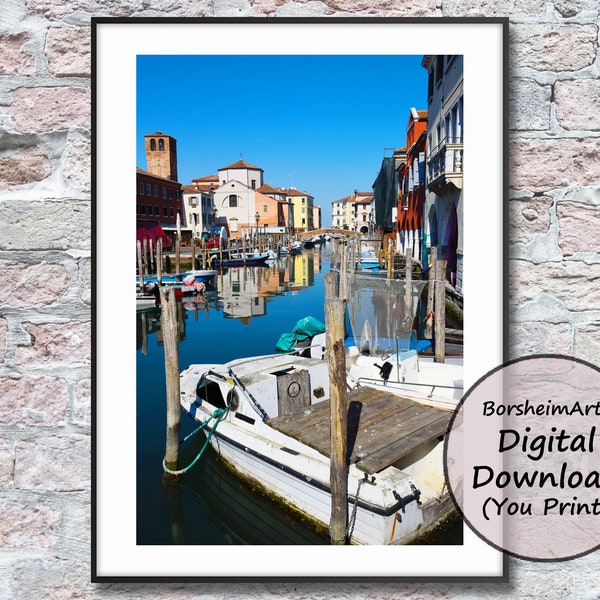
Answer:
[374,361,393,381]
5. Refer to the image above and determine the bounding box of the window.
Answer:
[170,208,174,217]
[153,185,158,197]
[263,205,268,213]
[168,189,173,199]
[229,195,238,208]
[162,186,167,199]
[155,206,159,216]
[139,182,144,195]
[158,138,165,151]
[147,205,152,215]
[150,139,156,151]
[146,183,151,195]
[251,179,256,189]
[140,205,146,215]
[163,207,168,217]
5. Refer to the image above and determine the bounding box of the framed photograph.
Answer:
[93,17,507,581]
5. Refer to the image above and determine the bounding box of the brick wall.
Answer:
[1,1,599,598]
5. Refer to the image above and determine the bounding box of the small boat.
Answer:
[213,252,270,268]
[179,352,454,545]
[182,269,218,284]
[359,248,380,270]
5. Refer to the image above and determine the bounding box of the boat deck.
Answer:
[268,386,452,475]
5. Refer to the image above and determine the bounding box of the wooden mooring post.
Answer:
[324,276,348,544]
[136,240,144,290]
[434,248,447,364]
[156,238,162,286]
[160,286,181,476]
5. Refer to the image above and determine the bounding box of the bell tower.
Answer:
[144,132,178,181]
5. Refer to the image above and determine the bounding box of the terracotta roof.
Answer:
[181,184,213,194]
[192,174,219,183]
[257,183,286,195]
[218,159,264,172]
[283,188,311,197]
[417,110,428,119]
[136,167,180,184]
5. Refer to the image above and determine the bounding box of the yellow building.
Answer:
[284,188,314,233]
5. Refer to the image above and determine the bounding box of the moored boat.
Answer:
[213,252,270,268]
[179,352,454,545]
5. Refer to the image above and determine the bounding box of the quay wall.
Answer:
[1,1,599,599]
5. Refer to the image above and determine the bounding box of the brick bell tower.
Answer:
[144,131,178,181]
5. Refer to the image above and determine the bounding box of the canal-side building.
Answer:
[180,182,216,242]
[396,108,428,263]
[332,190,374,232]
[136,130,183,247]
[422,55,463,293]
[285,188,314,234]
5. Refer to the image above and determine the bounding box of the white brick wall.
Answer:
[0,1,599,597]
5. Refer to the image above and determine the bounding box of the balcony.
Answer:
[427,137,463,193]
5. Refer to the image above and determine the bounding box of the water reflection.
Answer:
[136,249,332,545]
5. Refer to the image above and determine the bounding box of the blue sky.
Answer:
[136,55,428,226]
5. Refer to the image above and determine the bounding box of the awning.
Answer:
[136,220,173,248]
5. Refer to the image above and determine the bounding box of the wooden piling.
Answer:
[387,238,394,279]
[137,240,144,290]
[325,296,348,544]
[405,244,413,315]
[191,236,195,270]
[425,247,436,340]
[175,237,181,278]
[434,248,447,364]
[156,238,162,286]
[160,286,181,475]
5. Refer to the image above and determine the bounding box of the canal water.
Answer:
[136,243,463,545]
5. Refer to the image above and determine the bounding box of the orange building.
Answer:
[396,108,427,262]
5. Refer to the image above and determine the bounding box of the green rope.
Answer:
[162,405,230,476]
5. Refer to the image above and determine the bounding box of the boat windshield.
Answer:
[346,275,426,357]
[196,374,227,409]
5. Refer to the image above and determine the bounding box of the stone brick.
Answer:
[0,376,68,427]
[72,379,90,426]
[0,440,14,486]
[0,146,52,190]
[0,33,36,76]
[510,138,600,191]
[77,257,91,305]
[14,435,90,491]
[62,130,91,191]
[0,200,90,251]
[508,196,553,245]
[575,323,600,367]
[6,87,90,134]
[13,321,91,366]
[509,259,600,311]
[0,499,60,548]
[557,201,600,256]
[509,78,551,131]
[0,262,70,308]
[509,321,573,357]
[441,0,544,16]
[326,0,434,14]
[0,318,6,363]
[45,27,90,78]
[510,24,597,71]
[554,0,599,17]
[555,79,600,132]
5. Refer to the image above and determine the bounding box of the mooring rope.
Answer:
[162,405,230,476]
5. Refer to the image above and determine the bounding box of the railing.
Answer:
[427,138,463,187]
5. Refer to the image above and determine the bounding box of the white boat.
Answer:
[305,331,462,413]
[179,352,454,545]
